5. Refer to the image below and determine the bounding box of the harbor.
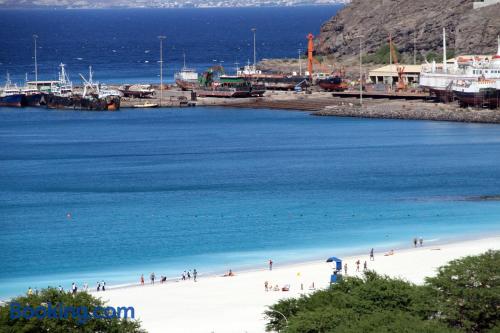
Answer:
[1,28,500,118]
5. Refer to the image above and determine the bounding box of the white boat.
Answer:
[420,31,500,102]
[174,53,199,90]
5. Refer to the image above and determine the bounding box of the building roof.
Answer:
[369,64,422,76]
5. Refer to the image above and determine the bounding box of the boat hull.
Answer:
[176,79,199,91]
[318,77,348,92]
[23,93,47,107]
[46,94,121,111]
[0,94,25,107]
[195,88,252,98]
[429,88,454,103]
[454,89,500,109]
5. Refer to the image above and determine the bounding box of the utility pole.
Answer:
[158,35,166,107]
[389,33,392,66]
[298,49,302,76]
[413,30,417,65]
[251,28,257,70]
[356,35,364,106]
[33,34,38,83]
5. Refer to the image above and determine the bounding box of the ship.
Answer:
[46,64,121,111]
[195,66,255,98]
[420,30,500,102]
[235,63,309,91]
[452,79,499,108]
[450,36,500,108]
[317,75,348,92]
[0,73,25,107]
[174,54,200,91]
[119,84,155,98]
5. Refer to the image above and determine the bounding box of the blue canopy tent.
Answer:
[326,257,342,271]
[326,256,343,284]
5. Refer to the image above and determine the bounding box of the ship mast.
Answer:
[33,34,38,83]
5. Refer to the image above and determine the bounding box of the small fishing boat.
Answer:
[133,102,159,108]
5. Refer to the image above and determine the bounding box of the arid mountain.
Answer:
[317,0,500,62]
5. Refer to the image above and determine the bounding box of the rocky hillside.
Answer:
[317,0,500,62]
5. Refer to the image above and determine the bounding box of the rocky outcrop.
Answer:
[317,0,500,61]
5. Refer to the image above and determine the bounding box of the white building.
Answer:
[473,0,500,9]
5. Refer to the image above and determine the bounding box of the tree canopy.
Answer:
[266,250,500,333]
[0,288,146,333]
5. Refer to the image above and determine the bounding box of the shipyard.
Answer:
[1,5,500,123]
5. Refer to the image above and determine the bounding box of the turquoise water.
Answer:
[1,107,500,298]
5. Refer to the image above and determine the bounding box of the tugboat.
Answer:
[0,73,25,107]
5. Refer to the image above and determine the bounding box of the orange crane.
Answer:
[389,33,407,91]
[307,33,329,80]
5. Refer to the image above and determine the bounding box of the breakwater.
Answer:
[313,100,500,124]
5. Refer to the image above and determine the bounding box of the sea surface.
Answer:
[1,107,500,298]
[0,6,341,84]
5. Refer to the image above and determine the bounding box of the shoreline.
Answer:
[1,230,499,304]
[98,235,500,333]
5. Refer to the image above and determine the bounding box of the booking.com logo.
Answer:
[10,302,135,324]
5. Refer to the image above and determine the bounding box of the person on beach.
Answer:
[27,287,33,296]
[58,285,64,293]
[413,237,418,247]
[150,272,155,285]
[71,282,77,295]
[141,274,144,285]
[356,260,360,272]
[193,269,198,282]
[96,282,100,292]
[344,263,348,275]
[363,261,368,271]
[102,281,106,291]
[182,272,186,281]
[83,283,88,292]
[370,248,374,261]
[269,259,273,271]
[34,287,38,296]
[265,281,269,291]
[419,237,423,247]
[187,271,191,280]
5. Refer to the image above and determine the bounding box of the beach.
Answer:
[94,236,500,333]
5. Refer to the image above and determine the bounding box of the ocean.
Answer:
[0,6,341,84]
[1,107,500,298]
[1,7,500,299]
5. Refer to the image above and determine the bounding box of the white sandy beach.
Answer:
[95,236,500,333]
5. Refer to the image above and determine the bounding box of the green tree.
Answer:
[266,251,500,333]
[0,288,146,333]
[426,250,500,332]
